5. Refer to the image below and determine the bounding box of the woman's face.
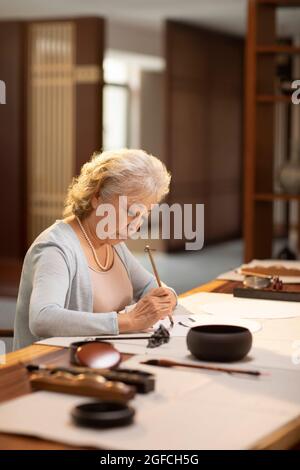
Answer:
[91,193,155,243]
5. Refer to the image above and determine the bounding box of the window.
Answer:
[103,57,129,150]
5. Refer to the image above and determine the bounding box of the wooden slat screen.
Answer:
[27,22,75,242]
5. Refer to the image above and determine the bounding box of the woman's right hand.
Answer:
[118,288,173,333]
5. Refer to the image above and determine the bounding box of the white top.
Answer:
[89,248,133,313]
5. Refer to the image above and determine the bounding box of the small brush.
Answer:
[141,358,268,377]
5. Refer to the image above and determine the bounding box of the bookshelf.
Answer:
[244,0,300,261]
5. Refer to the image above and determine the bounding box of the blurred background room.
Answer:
[0,0,300,351]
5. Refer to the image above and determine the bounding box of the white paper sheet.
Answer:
[178,292,233,314]
[120,354,212,399]
[201,298,300,319]
[0,365,299,450]
[179,292,300,319]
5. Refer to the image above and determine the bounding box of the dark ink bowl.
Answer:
[186,324,253,363]
[71,401,135,429]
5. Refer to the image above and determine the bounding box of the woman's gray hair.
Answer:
[63,148,171,218]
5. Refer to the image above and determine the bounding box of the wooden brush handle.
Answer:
[147,359,261,376]
[145,245,162,286]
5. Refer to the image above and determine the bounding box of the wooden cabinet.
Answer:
[165,21,244,251]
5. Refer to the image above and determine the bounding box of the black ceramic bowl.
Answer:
[71,401,135,429]
[186,324,252,362]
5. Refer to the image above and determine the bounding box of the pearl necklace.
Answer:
[76,216,112,272]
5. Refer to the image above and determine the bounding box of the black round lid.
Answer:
[71,401,135,429]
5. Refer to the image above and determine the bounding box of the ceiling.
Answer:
[0,0,300,37]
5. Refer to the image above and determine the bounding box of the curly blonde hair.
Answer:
[63,148,171,218]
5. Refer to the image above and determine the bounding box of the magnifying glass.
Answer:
[243,275,272,290]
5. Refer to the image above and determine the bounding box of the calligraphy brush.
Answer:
[94,336,150,340]
[144,244,174,327]
[141,358,268,377]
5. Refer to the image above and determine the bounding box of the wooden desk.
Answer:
[0,278,299,450]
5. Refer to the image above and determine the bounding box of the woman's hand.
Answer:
[151,287,177,311]
[118,287,175,333]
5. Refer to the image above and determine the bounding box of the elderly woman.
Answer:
[13,149,177,350]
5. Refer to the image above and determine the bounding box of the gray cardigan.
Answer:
[13,220,176,350]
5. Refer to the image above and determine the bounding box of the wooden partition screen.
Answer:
[27,18,104,243]
[0,18,104,292]
[165,21,244,251]
[27,22,75,241]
